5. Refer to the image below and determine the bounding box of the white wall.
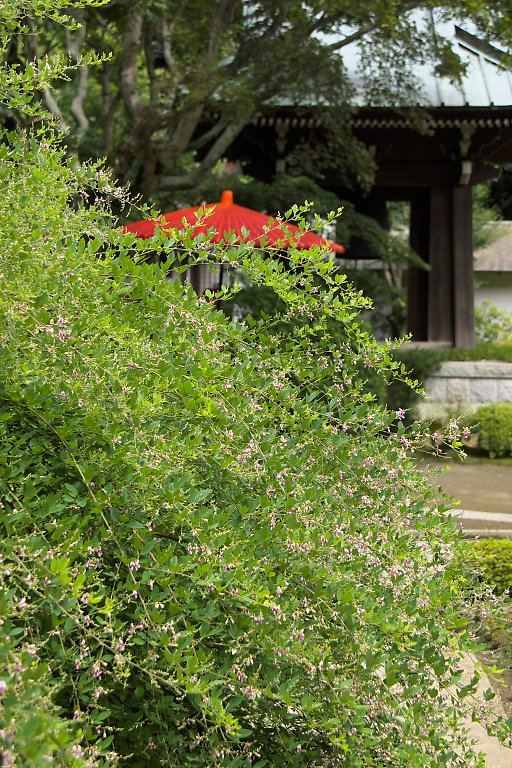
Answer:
[475,273,512,313]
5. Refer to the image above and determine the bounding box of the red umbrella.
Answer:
[122,190,344,253]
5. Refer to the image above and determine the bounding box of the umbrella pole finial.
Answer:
[220,190,234,206]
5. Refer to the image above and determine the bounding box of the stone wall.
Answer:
[421,360,512,418]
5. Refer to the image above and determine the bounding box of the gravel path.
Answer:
[460,655,512,768]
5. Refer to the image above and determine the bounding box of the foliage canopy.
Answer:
[3,0,512,198]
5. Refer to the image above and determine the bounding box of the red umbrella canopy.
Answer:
[122,190,344,253]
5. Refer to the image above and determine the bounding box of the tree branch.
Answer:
[160,115,248,189]
[70,65,89,140]
[189,116,230,151]
[144,22,159,108]
[167,105,206,160]
[205,0,239,66]
[42,87,69,132]
[311,2,423,50]
[161,19,174,71]
[64,15,90,142]
[165,1,241,159]
[120,10,144,117]
[325,24,382,51]
[101,64,121,154]
[225,2,293,74]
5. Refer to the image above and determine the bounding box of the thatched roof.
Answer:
[474,222,512,271]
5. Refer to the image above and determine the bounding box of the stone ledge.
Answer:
[433,360,512,378]
[421,359,512,416]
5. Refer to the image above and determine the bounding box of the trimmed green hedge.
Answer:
[472,403,512,458]
[445,340,512,364]
[464,538,512,595]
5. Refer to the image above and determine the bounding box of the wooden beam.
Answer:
[453,185,475,348]
[375,163,459,187]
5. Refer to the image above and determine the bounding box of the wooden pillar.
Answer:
[453,185,475,348]
[407,192,430,340]
[428,187,454,342]
[188,264,203,294]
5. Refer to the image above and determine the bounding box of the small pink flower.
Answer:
[0,680,7,694]
[396,408,406,420]
[90,662,102,679]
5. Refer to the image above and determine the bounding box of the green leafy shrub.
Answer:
[0,594,88,767]
[472,184,502,251]
[222,280,389,405]
[385,347,442,417]
[475,301,512,344]
[463,539,512,595]
[2,134,503,767]
[472,403,512,458]
[1,4,510,766]
[2,128,480,768]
